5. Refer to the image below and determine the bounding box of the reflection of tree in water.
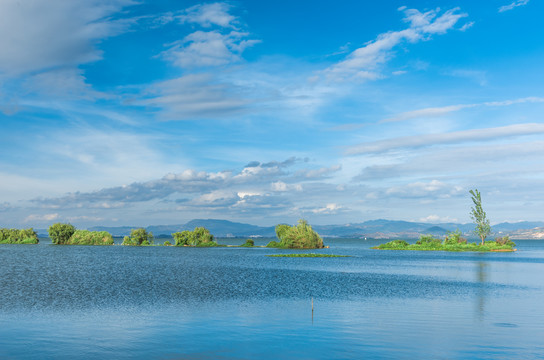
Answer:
[476,261,487,321]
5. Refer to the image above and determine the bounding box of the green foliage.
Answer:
[267,253,350,257]
[122,228,154,246]
[48,223,76,245]
[374,238,516,252]
[266,240,280,248]
[271,219,324,249]
[0,228,39,244]
[240,238,255,247]
[416,234,442,246]
[163,240,172,246]
[374,240,409,249]
[444,230,467,245]
[67,230,114,245]
[470,189,491,245]
[172,227,217,247]
[495,236,515,247]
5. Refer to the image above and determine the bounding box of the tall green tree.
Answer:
[48,223,76,245]
[469,189,491,245]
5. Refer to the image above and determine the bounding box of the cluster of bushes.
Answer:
[122,228,154,246]
[172,227,218,247]
[48,223,114,245]
[240,238,255,247]
[374,231,516,252]
[0,228,39,244]
[267,219,324,249]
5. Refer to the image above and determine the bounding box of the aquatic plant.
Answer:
[373,239,516,252]
[0,228,39,244]
[48,223,76,245]
[68,230,114,245]
[267,253,350,257]
[267,219,324,249]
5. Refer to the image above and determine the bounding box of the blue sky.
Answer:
[1,0,543,228]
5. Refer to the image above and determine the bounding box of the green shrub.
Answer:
[240,239,254,247]
[375,240,410,249]
[444,230,466,245]
[68,230,114,245]
[272,219,324,249]
[0,228,39,244]
[122,228,154,246]
[416,234,442,246]
[163,240,172,246]
[172,227,216,246]
[48,223,76,245]
[266,240,281,248]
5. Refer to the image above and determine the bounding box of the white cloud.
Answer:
[0,0,134,76]
[418,215,459,223]
[324,7,468,81]
[499,0,530,13]
[385,180,463,199]
[24,213,59,223]
[311,203,343,214]
[161,30,260,68]
[346,123,544,155]
[381,96,544,123]
[177,2,237,28]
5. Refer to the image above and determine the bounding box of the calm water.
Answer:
[1,238,543,359]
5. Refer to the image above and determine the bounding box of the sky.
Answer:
[1,0,543,228]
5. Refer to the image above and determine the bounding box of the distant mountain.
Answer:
[71,218,544,239]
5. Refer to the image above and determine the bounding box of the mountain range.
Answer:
[65,219,544,240]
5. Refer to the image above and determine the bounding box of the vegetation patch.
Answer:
[240,238,254,247]
[373,234,516,252]
[267,219,324,249]
[266,253,350,257]
[172,227,219,247]
[122,228,154,246]
[48,223,76,245]
[68,230,114,245]
[0,228,39,244]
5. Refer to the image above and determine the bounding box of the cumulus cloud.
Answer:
[499,0,530,13]
[346,123,544,155]
[311,203,343,214]
[418,215,459,223]
[324,7,468,81]
[32,157,319,207]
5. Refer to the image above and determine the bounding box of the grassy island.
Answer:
[0,228,39,244]
[373,233,516,252]
[48,223,114,245]
[267,219,324,249]
[267,253,349,258]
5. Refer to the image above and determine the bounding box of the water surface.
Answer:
[1,239,543,359]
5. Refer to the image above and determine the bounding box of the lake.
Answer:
[1,238,543,359]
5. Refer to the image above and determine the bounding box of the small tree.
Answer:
[469,189,491,245]
[122,228,154,246]
[48,223,76,245]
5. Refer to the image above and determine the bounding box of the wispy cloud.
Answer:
[346,123,544,155]
[381,96,544,123]
[177,2,238,28]
[499,0,530,13]
[323,7,468,81]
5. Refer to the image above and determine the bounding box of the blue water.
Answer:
[1,239,543,359]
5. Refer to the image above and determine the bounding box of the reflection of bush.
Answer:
[267,219,324,249]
